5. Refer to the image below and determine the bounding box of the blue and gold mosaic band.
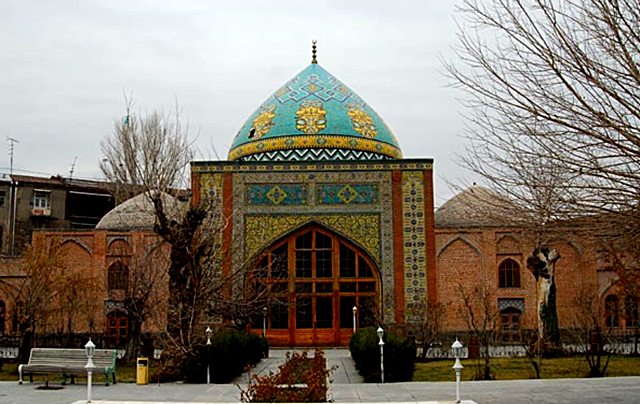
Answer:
[229,134,402,161]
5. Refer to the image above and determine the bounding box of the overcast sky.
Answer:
[1,0,472,206]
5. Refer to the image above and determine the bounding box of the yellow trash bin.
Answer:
[136,357,149,385]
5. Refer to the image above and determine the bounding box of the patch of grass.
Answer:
[0,360,158,384]
[413,355,640,381]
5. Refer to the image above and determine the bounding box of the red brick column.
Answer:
[222,172,234,297]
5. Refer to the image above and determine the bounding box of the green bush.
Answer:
[152,330,268,383]
[349,327,416,382]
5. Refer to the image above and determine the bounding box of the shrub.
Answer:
[151,330,268,383]
[240,349,333,403]
[349,327,416,382]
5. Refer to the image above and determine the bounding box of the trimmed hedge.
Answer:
[154,330,268,383]
[349,327,416,382]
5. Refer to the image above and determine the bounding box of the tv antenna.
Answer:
[69,156,78,178]
[7,136,19,175]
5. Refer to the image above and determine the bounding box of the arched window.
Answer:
[105,312,129,348]
[0,301,5,335]
[108,262,129,290]
[498,258,521,288]
[605,294,620,328]
[248,226,379,345]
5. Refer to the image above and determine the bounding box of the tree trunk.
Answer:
[527,247,562,353]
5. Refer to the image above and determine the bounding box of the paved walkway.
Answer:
[231,348,364,385]
[1,348,639,403]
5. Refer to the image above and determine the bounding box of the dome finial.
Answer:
[311,40,318,64]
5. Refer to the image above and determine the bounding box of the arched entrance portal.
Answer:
[249,226,380,346]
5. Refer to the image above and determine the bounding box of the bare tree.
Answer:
[111,239,170,361]
[447,0,640,372]
[100,99,201,350]
[597,240,640,355]
[571,281,615,377]
[100,100,275,371]
[100,98,193,203]
[406,302,445,361]
[459,285,501,380]
[0,239,68,360]
[447,0,640,233]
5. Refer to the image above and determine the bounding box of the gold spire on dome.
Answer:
[312,40,317,64]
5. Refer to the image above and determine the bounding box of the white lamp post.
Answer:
[352,306,357,333]
[205,327,213,385]
[262,306,267,338]
[377,326,385,384]
[452,338,464,403]
[85,338,95,403]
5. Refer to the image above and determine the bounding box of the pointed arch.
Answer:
[60,237,93,255]
[437,235,483,258]
[246,224,380,346]
[496,234,520,254]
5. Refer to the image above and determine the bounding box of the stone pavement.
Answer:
[231,348,364,385]
[1,348,639,404]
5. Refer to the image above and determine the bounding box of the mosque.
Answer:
[190,42,436,346]
[3,43,632,349]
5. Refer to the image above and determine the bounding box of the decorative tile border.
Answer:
[196,165,402,322]
[192,159,433,173]
[402,171,427,317]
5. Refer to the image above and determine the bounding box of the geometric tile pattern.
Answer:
[244,214,380,263]
[192,160,433,173]
[202,167,398,321]
[317,183,379,205]
[238,147,392,162]
[498,298,525,313]
[199,173,225,271]
[245,184,307,206]
[402,171,427,311]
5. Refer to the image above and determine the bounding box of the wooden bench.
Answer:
[18,348,117,386]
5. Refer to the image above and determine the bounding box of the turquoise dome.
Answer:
[228,62,402,161]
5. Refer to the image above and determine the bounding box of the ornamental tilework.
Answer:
[316,183,379,205]
[402,171,427,315]
[229,135,402,161]
[227,169,396,319]
[199,173,225,270]
[245,184,307,206]
[239,148,391,162]
[228,63,402,161]
[245,214,380,262]
[192,160,433,172]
